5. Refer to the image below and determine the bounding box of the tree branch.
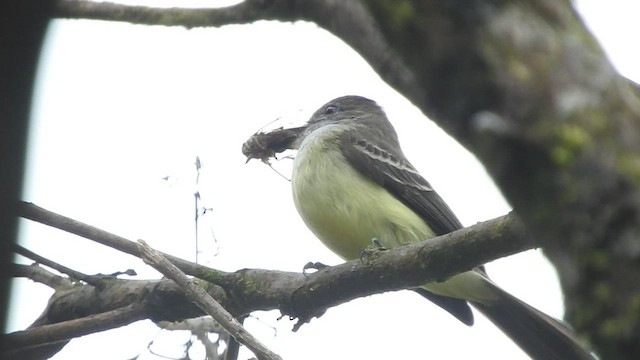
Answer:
[137,239,282,360]
[54,0,290,28]
[11,263,72,290]
[17,202,535,320]
[4,303,146,355]
[4,275,229,360]
[284,211,535,327]
[12,202,534,358]
[13,244,96,284]
[17,201,212,279]
[53,0,424,112]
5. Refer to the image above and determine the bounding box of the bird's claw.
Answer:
[359,237,387,263]
[302,261,329,277]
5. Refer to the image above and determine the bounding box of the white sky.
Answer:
[8,1,640,359]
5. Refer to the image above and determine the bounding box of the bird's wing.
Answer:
[340,132,463,236]
[340,131,474,325]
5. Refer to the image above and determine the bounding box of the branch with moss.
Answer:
[10,202,533,359]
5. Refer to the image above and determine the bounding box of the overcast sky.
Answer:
[8,1,640,359]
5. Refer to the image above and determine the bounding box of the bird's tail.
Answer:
[471,283,594,360]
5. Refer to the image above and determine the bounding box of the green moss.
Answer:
[617,153,640,187]
[551,145,573,166]
[196,269,224,284]
[599,313,637,340]
[591,281,612,302]
[371,0,415,31]
[570,303,596,329]
[550,123,591,166]
[583,110,609,134]
[507,58,533,84]
[629,293,640,314]
[599,318,623,338]
[586,250,610,271]
[558,123,591,149]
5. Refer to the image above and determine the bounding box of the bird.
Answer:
[289,95,594,360]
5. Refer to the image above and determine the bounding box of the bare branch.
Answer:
[4,303,146,354]
[53,0,423,111]
[136,239,282,360]
[17,201,212,279]
[13,244,95,284]
[11,263,72,289]
[3,276,234,360]
[55,0,292,28]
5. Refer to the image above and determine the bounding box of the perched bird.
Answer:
[290,95,593,360]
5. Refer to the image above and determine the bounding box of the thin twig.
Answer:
[13,244,95,284]
[195,155,202,264]
[136,240,282,360]
[17,201,219,280]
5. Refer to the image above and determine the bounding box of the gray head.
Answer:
[308,96,384,126]
[303,95,399,144]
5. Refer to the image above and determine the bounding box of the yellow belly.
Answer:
[291,126,434,260]
[290,125,497,303]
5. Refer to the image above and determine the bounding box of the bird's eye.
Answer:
[324,105,338,115]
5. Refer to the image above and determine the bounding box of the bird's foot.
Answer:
[302,261,329,277]
[359,237,388,264]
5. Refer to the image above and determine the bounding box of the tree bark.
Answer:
[359,3,640,359]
